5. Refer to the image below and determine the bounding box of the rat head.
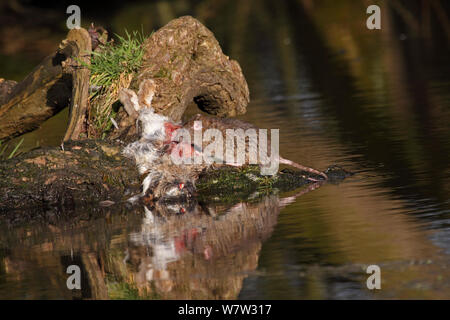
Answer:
[138,163,196,203]
[158,179,195,202]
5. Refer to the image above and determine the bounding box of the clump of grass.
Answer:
[86,30,147,138]
[89,30,146,87]
[0,137,24,160]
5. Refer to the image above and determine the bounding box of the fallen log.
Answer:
[0,140,141,212]
[0,28,91,142]
[0,136,351,212]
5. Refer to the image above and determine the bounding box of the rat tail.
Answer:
[279,157,328,180]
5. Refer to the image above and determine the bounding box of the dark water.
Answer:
[0,0,449,299]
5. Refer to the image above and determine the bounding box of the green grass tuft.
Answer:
[0,137,25,160]
[85,29,148,138]
[89,30,147,88]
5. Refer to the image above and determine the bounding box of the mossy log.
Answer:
[196,165,352,203]
[0,137,350,212]
[0,140,141,213]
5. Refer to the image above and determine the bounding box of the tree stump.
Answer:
[134,16,250,122]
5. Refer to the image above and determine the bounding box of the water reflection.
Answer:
[0,184,322,299]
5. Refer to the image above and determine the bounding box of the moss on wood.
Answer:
[196,165,352,204]
[0,140,140,213]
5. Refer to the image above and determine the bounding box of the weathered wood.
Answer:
[0,79,17,106]
[0,29,90,142]
[0,140,141,212]
[134,16,250,122]
[63,28,92,141]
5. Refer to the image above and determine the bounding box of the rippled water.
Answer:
[0,0,449,299]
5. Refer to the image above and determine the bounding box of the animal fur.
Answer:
[120,80,327,203]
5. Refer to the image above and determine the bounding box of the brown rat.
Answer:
[177,113,328,180]
[120,81,327,204]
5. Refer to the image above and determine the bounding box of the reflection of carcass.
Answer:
[125,183,322,299]
[128,206,201,281]
[0,182,321,299]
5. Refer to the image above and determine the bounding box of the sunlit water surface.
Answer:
[0,0,449,299]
